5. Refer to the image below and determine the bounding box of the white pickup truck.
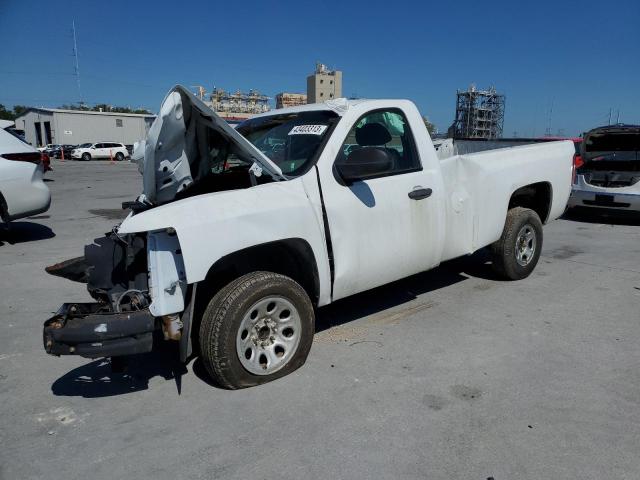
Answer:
[44,86,574,389]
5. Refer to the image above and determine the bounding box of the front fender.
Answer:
[118,180,330,299]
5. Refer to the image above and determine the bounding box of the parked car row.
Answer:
[37,142,131,161]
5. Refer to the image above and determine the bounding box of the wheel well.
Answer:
[189,239,320,355]
[508,182,552,223]
[194,237,319,312]
[0,191,9,223]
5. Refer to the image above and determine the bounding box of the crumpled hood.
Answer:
[136,85,284,204]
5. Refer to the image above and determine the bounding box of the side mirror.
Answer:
[335,147,393,183]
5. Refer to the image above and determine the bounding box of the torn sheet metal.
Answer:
[139,85,285,204]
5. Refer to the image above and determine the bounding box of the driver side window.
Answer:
[336,109,420,181]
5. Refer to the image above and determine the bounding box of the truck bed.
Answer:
[437,140,575,262]
[434,137,573,160]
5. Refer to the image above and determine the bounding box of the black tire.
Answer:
[81,152,91,161]
[115,152,125,161]
[0,192,9,224]
[491,207,543,280]
[199,271,315,389]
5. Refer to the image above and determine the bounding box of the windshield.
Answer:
[79,143,92,148]
[236,111,338,176]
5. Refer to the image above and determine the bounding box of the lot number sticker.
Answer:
[288,125,328,136]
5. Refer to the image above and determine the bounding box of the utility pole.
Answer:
[545,98,554,137]
[608,108,612,126]
[616,109,620,124]
[72,20,83,105]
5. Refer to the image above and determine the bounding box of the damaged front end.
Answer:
[43,84,281,362]
[43,228,187,359]
[43,303,154,357]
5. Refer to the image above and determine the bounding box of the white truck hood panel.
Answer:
[137,85,284,204]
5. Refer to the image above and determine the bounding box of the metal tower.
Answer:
[452,85,505,139]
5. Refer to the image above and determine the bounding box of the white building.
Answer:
[14,108,156,147]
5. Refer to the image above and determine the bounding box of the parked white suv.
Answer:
[71,142,129,161]
[37,144,57,152]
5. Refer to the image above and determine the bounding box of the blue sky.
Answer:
[1,0,638,136]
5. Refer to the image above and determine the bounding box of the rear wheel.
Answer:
[491,207,543,280]
[81,152,91,161]
[199,271,315,389]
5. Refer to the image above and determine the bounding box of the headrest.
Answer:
[355,122,392,146]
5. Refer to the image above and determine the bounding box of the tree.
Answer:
[0,104,14,120]
[422,116,436,135]
[56,103,152,115]
[12,105,28,118]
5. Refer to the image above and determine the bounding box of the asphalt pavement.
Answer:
[1,159,639,480]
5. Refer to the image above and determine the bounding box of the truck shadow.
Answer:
[51,251,497,396]
[50,339,187,398]
[315,249,496,332]
[0,222,55,246]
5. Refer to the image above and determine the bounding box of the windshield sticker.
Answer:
[288,125,328,136]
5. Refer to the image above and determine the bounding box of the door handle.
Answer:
[408,188,432,200]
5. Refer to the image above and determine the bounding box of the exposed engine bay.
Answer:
[41,86,291,360]
[43,227,190,358]
[43,232,156,358]
[134,85,283,207]
[46,231,149,311]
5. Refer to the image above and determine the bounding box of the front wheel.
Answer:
[81,152,91,161]
[115,152,125,161]
[199,272,315,389]
[491,207,543,280]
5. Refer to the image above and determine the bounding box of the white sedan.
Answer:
[0,127,51,223]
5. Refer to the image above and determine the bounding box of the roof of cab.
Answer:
[248,98,404,119]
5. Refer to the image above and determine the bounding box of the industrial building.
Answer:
[14,108,156,148]
[450,85,505,139]
[202,87,271,123]
[275,92,307,109]
[306,63,342,103]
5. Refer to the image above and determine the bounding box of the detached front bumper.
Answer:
[43,303,156,358]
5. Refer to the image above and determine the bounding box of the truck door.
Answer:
[321,107,443,301]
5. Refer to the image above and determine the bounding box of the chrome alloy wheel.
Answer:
[515,224,536,266]
[236,296,302,375]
